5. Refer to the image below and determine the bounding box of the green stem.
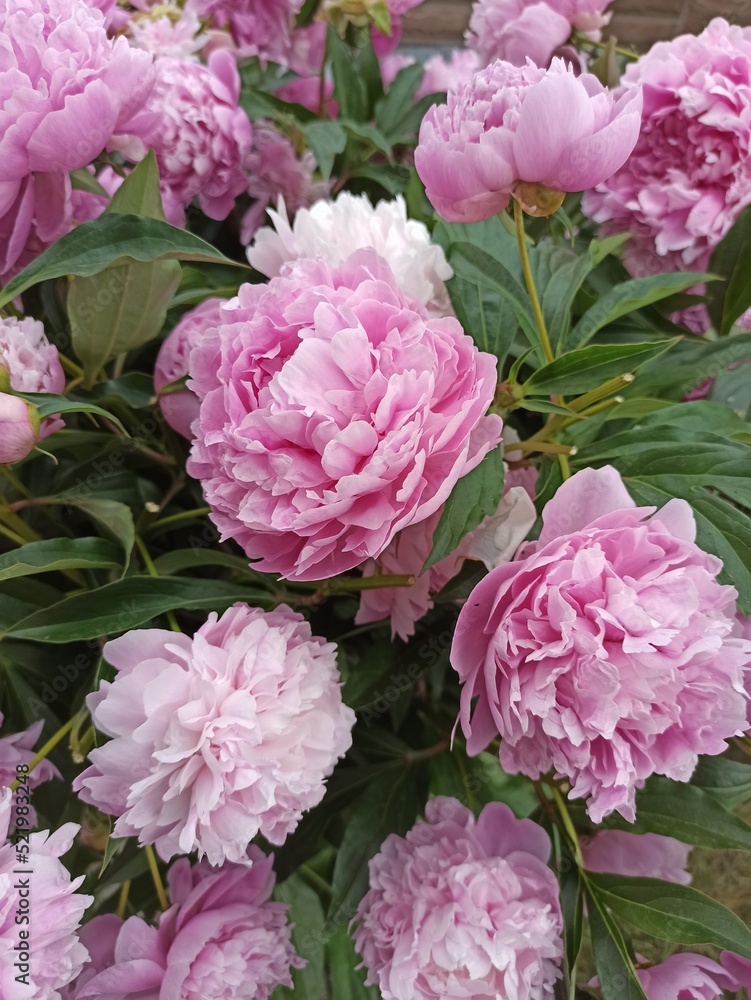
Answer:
[144,844,170,910]
[513,200,555,366]
[10,713,82,790]
[148,507,211,532]
[549,783,583,868]
[116,880,131,920]
[136,536,181,632]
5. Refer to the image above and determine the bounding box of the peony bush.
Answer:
[1,1,751,998]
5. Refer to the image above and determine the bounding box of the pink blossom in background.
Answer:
[356,443,538,640]
[126,2,206,58]
[0,711,59,821]
[242,126,330,242]
[186,0,302,61]
[154,297,225,438]
[74,604,355,864]
[144,50,252,224]
[0,315,66,446]
[353,797,563,1000]
[637,954,738,1000]
[246,192,453,315]
[583,18,751,330]
[187,250,502,580]
[0,790,92,1000]
[69,166,125,224]
[416,57,641,223]
[74,848,302,1000]
[0,0,155,280]
[721,952,751,991]
[451,465,751,823]
[275,75,337,116]
[581,830,692,884]
[417,49,481,98]
[59,914,121,1000]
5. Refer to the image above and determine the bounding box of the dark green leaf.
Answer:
[328,26,367,121]
[0,214,243,308]
[44,496,135,569]
[239,87,317,123]
[341,120,394,161]
[14,392,127,431]
[301,121,347,179]
[4,577,271,642]
[560,859,584,976]
[635,331,751,400]
[423,446,505,571]
[567,273,714,349]
[708,203,751,335]
[70,169,109,198]
[692,757,751,810]
[327,927,379,1000]
[274,875,327,1000]
[587,873,751,958]
[0,537,122,582]
[524,341,675,396]
[89,373,156,409]
[586,886,648,1000]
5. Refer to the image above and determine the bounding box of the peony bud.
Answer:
[0,393,40,464]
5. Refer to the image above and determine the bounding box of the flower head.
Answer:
[154,297,225,438]
[416,57,641,222]
[0,711,59,821]
[246,193,453,315]
[74,849,303,1000]
[0,315,65,451]
[74,603,355,864]
[583,19,751,299]
[452,465,751,822]
[637,954,737,1000]
[353,797,564,1000]
[187,250,502,580]
[186,0,302,61]
[581,830,692,884]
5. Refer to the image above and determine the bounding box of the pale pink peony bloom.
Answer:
[583,18,751,322]
[242,125,330,242]
[467,0,612,68]
[416,56,641,223]
[73,848,303,1000]
[74,603,355,864]
[354,796,563,1000]
[637,954,738,999]
[144,50,252,223]
[720,952,751,991]
[0,789,93,1000]
[154,297,225,438]
[581,830,692,885]
[187,250,502,581]
[246,192,453,315]
[0,394,40,464]
[186,0,302,61]
[417,49,481,98]
[0,711,59,822]
[59,914,121,1000]
[452,465,751,823]
[356,451,537,640]
[0,315,66,448]
[0,0,155,279]
[126,3,207,59]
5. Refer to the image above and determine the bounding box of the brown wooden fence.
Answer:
[402,0,751,49]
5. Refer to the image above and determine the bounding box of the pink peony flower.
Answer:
[581,830,692,885]
[242,125,330,242]
[451,465,751,823]
[187,250,502,581]
[721,951,751,991]
[0,711,59,823]
[154,297,225,438]
[126,3,207,59]
[353,797,564,1000]
[59,914,122,1000]
[74,848,302,1000]
[417,49,481,99]
[0,0,155,279]
[637,954,738,999]
[416,56,642,223]
[356,455,537,640]
[144,50,252,223]
[246,192,453,315]
[186,0,302,61]
[0,394,41,464]
[0,789,93,1000]
[74,603,355,864]
[583,19,751,314]
[467,0,612,68]
[0,315,66,446]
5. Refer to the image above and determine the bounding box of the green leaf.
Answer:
[423,447,504,571]
[634,331,751,400]
[239,86,316,123]
[152,548,267,579]
[560,854,584,975]
[341,120,394,161]
[587,873,751,959]
[67,153,183,385]
[44,496,135,570]
[328,26,368,122]
[89,373,156,409]
[4,577,271,642]
[328,769,422,928]
[708,203,751,335]
[567,272,714,349]
[274,875,327,1000]
[70,169,109,198]
[524,341,675,396]
[369,0,391,35]
[692,756,751,810]
[0,213,243,308]
[586,886,648,1000]
[13,392,127,431]
[708,361,751,420]
[301,120,347,180]
[576,777,751,851]
[327,926,379,1000]
[0,537,122,582]
[374,64,433,146]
